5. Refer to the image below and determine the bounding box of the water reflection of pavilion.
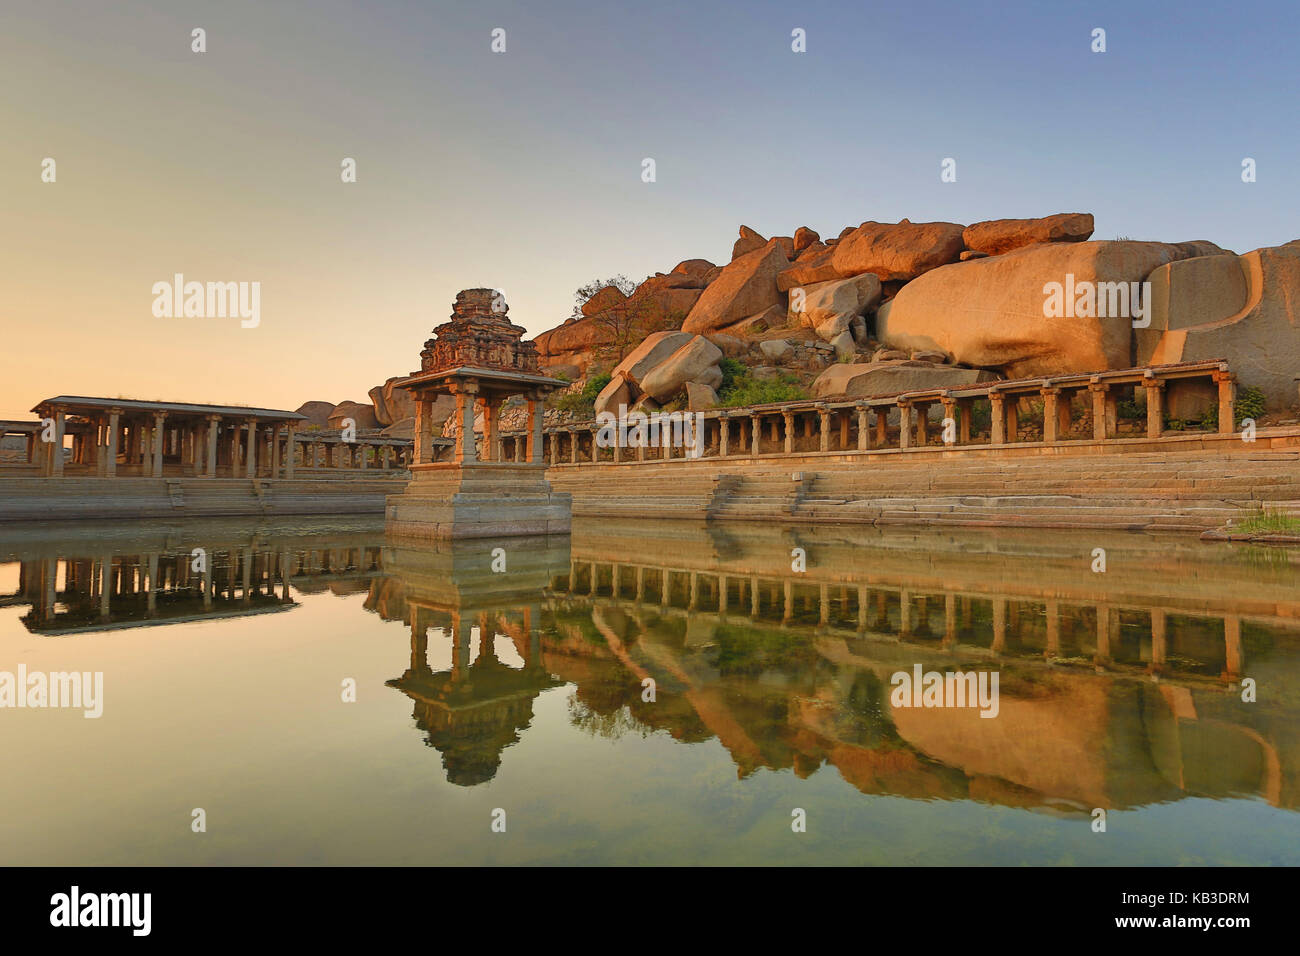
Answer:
[376,537,569,786]
[0,518,384,634]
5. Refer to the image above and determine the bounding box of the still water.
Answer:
[1,516,1297,865]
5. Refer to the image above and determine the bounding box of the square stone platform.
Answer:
[385,462,571,539]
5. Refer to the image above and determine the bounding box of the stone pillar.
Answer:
[590,426,599,463]
[480,398,498,462]
[1213,368,1236,435]
[940,397,958,446]
[719,415,730,457]
[285,425,297,478]
[269,424,283,476]
[989,393,1006,444]
[875,408,888,447]
[244,420,258,478]
[1056,389,1073,437]
[857,404,870,450]
[230,423,242,474]
[782,412,794,454]
[1004,397,1018,443]
[104,409,121,477]
[548,430,558,466]
[898,402,914,450]
[914,403,928,446]
[151,412,167,477]
[1144,378,1165,439]
[453,382,478,465]
[567,429,577,464]
[527,394,545,464]
[750,414,761,456]
[1089,381,1116,439]
[48,406,67,477]
[413,399,433,465]
[818,407,830,452]
[1041,387,1061,443]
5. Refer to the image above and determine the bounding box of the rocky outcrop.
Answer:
[328,400,380,430]
[682,239,790,333]
[790,273,881,343]
[877,240,1230,378]
[732,225,767,260]
[368,377,416,426]
[812,361,998,399]
[610,330,694,387]
[963,213,1094,257]
[793,226,820,253]
[581,285,628,317]
[296,401,336,427]
[640,335,724,401]
[778,220,964,290]
[1144,241,1300,407]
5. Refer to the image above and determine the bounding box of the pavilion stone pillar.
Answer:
[244,420,260,477]
[989,393,1007,444]
[568,428,577,464]
[48,406,67,477]
[1144,378,1165,439]
[151,411,167,477]
[284,425,297,478]
[527,391,545,464]
[856,404,870,450]
[818,407,830,452]
[452,381,479,465]
[940,397,958,446]
[1213,368,1236,435]
[104,409,121,477]
[548,430,558,466]
[719,414,730,457]
[1089,381,1115,440]
[1041,387,1061,443]
[750,414,761,456]
[781,411,794,455]
[270,424,283,476]
[480,397,498,462]
[589,426,599,463]
[898,401,914,450]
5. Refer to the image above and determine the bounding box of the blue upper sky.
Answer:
[2,0,1295,411]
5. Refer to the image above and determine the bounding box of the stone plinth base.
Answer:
[385,462,571,539]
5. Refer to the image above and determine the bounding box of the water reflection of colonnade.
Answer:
[1,521,385,634]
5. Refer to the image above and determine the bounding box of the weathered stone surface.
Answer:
[686,381,719,410]
[672,258,716,277]
[830,330,857,360]
[789,273,883,342]
[733,225,766,260]
[812,361,997,399]
[794,226,821,253]
[960,250,988,261]
[594,372,632,415]
[963,213,1094,257]
[778,220,964,289]
[720,304,786,338]
[682,239,790,333]
[877,240,1232,378]
[381,417,415,440]
[872,348,909,362]
[581,284,629,317]
[706,333,747,357]
[759,339,792,361]
[296,401,335,427]
[1147,242,1300,406]
[640,335,724,401]
[368,376,417,426]
[610,330,694,387]
[910,349,950,363]
[328,400,380,430]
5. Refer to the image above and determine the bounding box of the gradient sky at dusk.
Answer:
[2,0,1297,417]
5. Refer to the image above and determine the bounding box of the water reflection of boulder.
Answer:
[542,517,1300,811]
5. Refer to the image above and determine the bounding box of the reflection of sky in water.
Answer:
[0,518,1297,866]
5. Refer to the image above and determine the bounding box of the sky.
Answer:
[2,0,1297,418]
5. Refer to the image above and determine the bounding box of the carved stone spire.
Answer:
[418,288,540,374]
